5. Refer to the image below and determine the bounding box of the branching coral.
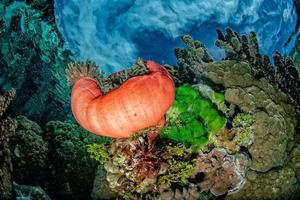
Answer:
[173,28,300,200]
[161,84,226,150]
[174,35,213,83]
[86,143,110,165]
[158,145,195,190]
[216,28,300,115]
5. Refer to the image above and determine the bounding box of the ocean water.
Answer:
[0,1,300,200]
[55,0,299,73]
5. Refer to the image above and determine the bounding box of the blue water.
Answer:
[54,0,299,73]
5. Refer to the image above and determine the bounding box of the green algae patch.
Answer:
[161,84,226,150]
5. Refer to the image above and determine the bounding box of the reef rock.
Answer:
[203,60,297,172]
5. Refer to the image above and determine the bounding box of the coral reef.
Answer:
[173,29,300,199]
[215,28,300,115]
[158,144,195,190]
[89,126,249,199]
[290,143,300,182]
[0,89,17,200]
[159,184,201,200]
[161,84,226,150]
[10,115,48,185]
[176,32,298,172]
[0,1,72,123]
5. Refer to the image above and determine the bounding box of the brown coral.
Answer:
[191,149,245,196]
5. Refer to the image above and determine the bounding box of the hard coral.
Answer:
[191,149,247,196]
[175,28,300,199]
[216,28,300,115]
[226,167,300,200]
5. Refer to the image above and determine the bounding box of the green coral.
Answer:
[159,159,194,188]
[231,113,255,147]
[161,84,226,150]
[87,143,110,165]
[159,144,196,191]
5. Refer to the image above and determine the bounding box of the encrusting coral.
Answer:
[0,88,17,200]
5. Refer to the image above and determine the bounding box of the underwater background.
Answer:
[0,0,300,200]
